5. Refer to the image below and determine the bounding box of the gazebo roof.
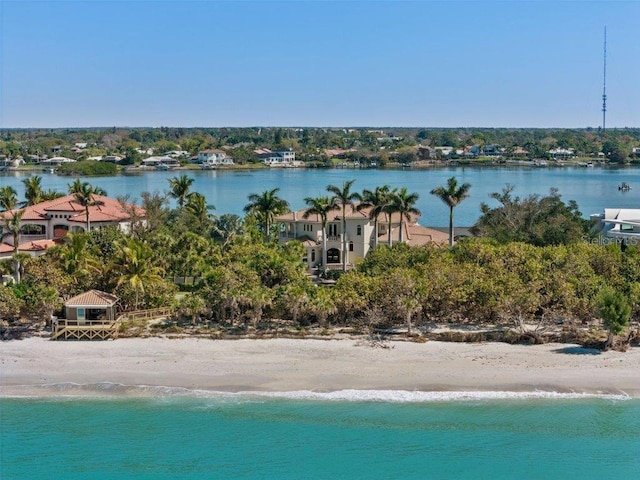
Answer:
[65,290,119,308]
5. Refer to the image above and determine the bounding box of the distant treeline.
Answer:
[1,127,639,165]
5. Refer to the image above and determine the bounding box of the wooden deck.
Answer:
[51,319,119,340]
[51,307,174,340]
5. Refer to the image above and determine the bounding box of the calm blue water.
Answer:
[2,166,640,226]
[1,395,639,479]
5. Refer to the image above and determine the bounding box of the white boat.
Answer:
[155,163,169,171]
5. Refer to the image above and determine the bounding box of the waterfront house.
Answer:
[255,148,299,167]
[0,194,145,257]
[276,203,447,271]
[195,149,234,167]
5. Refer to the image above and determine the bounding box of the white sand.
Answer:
[1,337,639,397]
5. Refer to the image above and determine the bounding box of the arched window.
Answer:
[327,248,340,263]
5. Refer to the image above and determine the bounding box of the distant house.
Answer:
[141,156,180,168]
[195,149,234,167]
[549,148,575,160]
[276,203,447,271]
[255,148,298,167]
[40,156,76,165]
[0,194,145,258]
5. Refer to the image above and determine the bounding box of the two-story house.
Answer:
[196,149,234,168]
[0,194,145,259]
[275,204,447,270]
[255,148,298,167]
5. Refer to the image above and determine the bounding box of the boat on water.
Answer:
[155,163,170,171]
[618,182,632,191]
[533,160,548,167]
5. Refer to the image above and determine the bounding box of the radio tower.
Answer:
[602,26,607,132]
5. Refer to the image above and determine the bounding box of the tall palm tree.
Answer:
[430,176,471,247]
[1,210,23,282]
[303,195,338,273]
[70,182,105,232]
[357,185,391,250]
[167,174,194,209]
[113,239,165,310]
[22,175,43,206]
[0,186,19,211]
[389,187,421,243]
[327,179,361,271]
[244,188,289,243]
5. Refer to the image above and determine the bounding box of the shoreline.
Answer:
[2,337,639,399]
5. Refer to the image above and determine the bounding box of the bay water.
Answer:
[2,165,640,226]
[2,393,639,479]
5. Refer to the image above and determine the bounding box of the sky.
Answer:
[0,0,638,129]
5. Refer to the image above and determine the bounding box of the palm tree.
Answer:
[0,186,19,211]
[41,189,65,201]
[243,188,289,243]
[327,179,361,271]
[70,182,105,232]
[113,239,164,310]
[389,187,420,243]
[22,175,43,206]
[1,210,23,282]
[167,174,194,209]
[357,185,391,250]
[303,196,338,273]
[430,176,471,247]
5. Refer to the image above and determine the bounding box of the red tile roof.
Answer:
[1,194,145,224]
[17,239,58,252]
[65,290,120,307]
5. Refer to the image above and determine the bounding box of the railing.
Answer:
[117,307,174,322]
[51,319,118,340]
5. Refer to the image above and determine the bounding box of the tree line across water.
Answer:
[2,126,640,166]
[0,175,635,350]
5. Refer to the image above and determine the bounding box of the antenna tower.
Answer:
[602,26,607,132]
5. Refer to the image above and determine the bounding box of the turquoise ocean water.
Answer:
[2,393,639,479]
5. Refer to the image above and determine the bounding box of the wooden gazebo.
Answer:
[51,290,120,340]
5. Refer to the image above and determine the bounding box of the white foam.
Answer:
[2,383,631,403]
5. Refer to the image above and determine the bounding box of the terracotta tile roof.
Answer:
[1,194,145,224]
[0,243,14,254]
[17,239,58,252]
[65,290,120,307]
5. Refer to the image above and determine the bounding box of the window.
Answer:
[328,224,338,236]
[311,250,316,262]
[357,225,362,236]
[349,241,354,252]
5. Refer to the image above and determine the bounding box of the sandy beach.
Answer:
[1,337,639,398]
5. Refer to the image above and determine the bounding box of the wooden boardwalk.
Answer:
[51,307,174,340]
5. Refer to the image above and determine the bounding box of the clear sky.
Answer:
[1,0,638,128]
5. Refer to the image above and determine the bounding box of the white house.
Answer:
[276,203,447,270]
[256,148,299,167]
[40,156,76,165]
[195,149,234,167]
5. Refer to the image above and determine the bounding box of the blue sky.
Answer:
[1,0,638,128]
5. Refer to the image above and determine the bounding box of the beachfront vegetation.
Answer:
[0,177,637,350]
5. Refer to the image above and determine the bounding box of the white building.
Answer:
[276,204,447,270]
[196,149,234,167]
[256,148,298,167]
[591,208,640,244]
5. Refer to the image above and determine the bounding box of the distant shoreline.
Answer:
[2,337,639,398]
